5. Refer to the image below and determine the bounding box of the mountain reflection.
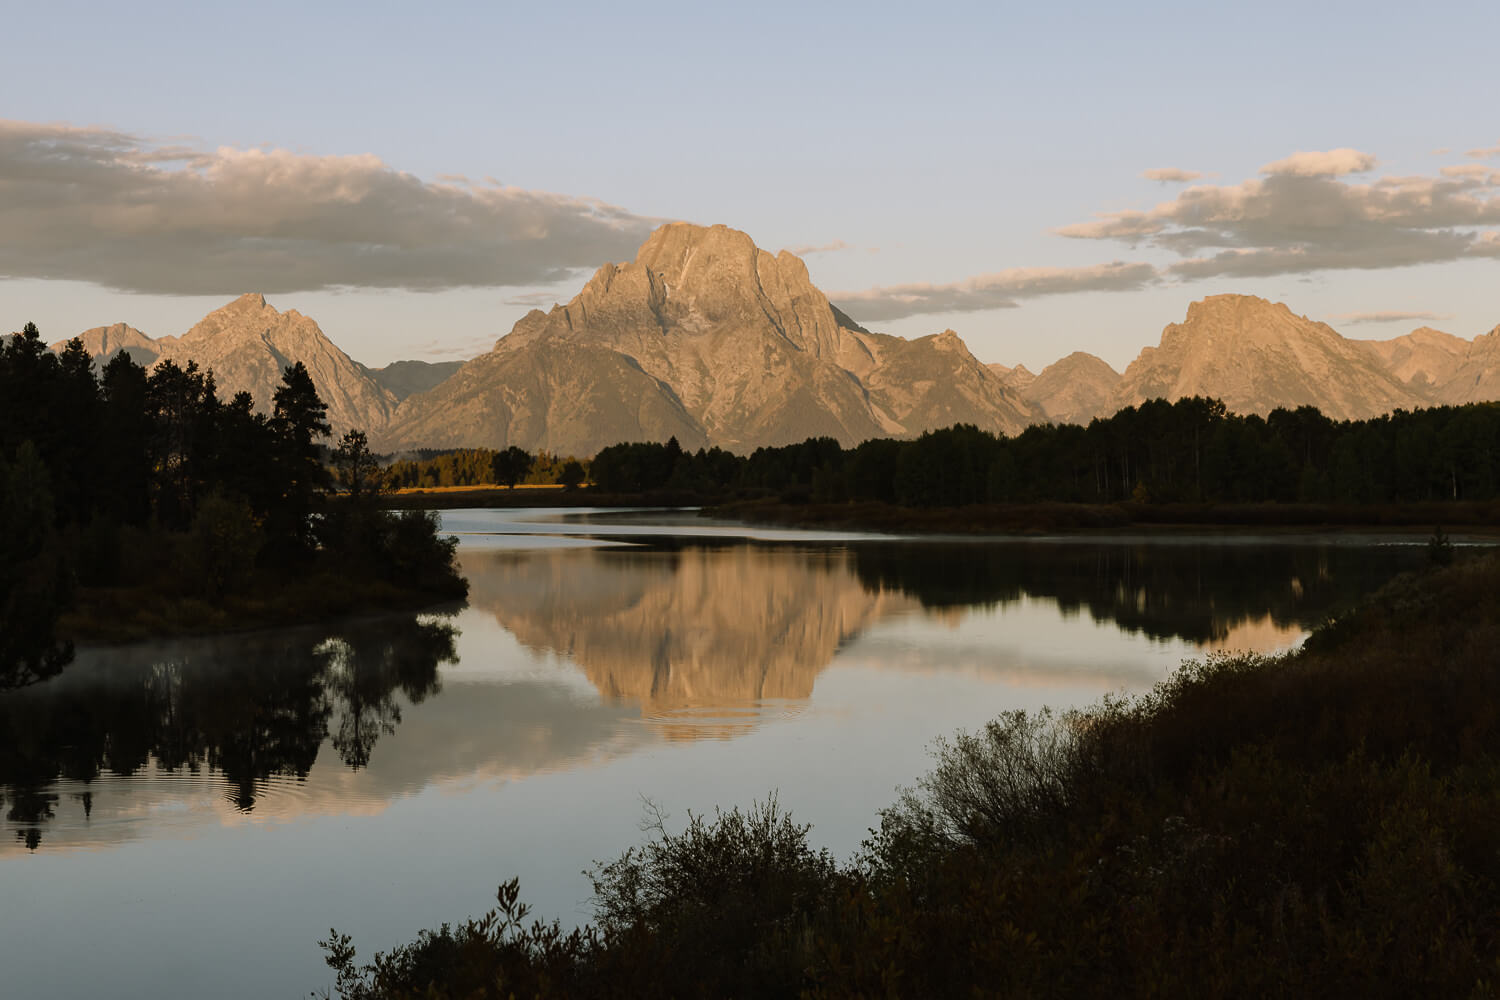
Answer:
[1,538,1426,852]
[464,546,909,714]
[464,540,1420,710]
[0,615,455,849]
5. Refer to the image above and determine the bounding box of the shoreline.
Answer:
[60,573,466,645]
[703,498,1500,537]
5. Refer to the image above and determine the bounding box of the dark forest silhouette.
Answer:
[0,322,466,690]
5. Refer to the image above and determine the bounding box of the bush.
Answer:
[183,492,263,597]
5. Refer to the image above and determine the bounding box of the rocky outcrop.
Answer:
[1024,352,1121,425]
[1110,294,1428,421]
[366,360,464,401]
[1435,325,1500,404]
[51,323,162,368]
[377,224,1038,454]
[155,293,397,436]
[1356,326,1470,395]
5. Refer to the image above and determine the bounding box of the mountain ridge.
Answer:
[37,226,1500,451]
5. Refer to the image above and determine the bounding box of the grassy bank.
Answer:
[709,496,1500,535]
[319,548,1500,998]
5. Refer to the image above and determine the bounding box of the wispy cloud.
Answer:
[1059,146,1500,280]
[784,239,854,255]
[1141,167,1204,183]
[1327,310,1454,327]
[833,261,1158,323]
[1466,140,1500,159]
[0,119,662,295]
[503,290,564,308]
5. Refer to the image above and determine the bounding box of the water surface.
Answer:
[0,509,1438,998]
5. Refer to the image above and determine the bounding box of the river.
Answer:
[0,508,1443,998]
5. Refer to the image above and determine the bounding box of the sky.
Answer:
[3,0,1498,370]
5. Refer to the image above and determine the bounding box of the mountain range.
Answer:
[38,222,1500,452]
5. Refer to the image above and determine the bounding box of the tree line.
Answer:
[384,447,586,490]
[0,322,465,691]
[589,396,1500,506]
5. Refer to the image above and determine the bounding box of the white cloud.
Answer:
[1466,140,1500,159]
[1059,147,1500,280]
[0,119,661,295]
[1141,167,1204,183]
[1259,148,1377,177]
[833,261,1158,323]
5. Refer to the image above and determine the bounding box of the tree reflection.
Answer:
[324,620,450,769]
[0,615,456,848]
[850,541,1425,645]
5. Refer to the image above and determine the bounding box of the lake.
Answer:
[0,508,1443,998]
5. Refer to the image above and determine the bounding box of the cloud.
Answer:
[0,119,662,295]
[784,239,853,255]
[1141,167,1204,183]
[832,261,1158,323]
[1260,148,1377,177]
[503,290,564,308]
[1327,310,1454,326]
[1059,147,1500,280]
[1466,140,1500,159]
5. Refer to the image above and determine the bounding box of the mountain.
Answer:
[1356,326,1470,395]
[987,362,1036,393]
[1434,325,1500,404]
[153,293,397,436]
[366,359,464,401]
[1024,352,1120,425]
[1110,294,1429,421]
[377,224,1038,454]
[51,323,162,368]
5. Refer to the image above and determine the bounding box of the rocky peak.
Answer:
[1114,294,1427,420]
[181,291,280,344]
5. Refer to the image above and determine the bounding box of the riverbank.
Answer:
[55,506,468,645]
[61,569,464,644]
[708,497,1500,536]
[318,547,1500,998]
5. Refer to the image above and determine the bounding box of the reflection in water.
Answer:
[464,539,1423,720]
[849,541,1408,646]
[0,616,455,849]
[464,546,911,723]
[0,537,1426,852]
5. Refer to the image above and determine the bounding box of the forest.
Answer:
[588,396,1500,506]
[0,323,466,692]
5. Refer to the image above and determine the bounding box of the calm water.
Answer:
[0,509,1442,998]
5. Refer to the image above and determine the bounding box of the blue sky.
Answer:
[3,0,1497,369]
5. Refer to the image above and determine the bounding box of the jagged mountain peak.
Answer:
[1113,294,1428,421]
[378,223,1037,454]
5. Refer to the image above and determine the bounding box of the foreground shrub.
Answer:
[319,552,1500,999]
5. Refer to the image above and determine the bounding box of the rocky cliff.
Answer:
[1110,294,1429,421]
[376,224,1039,454]
[1024,352,1121,425]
